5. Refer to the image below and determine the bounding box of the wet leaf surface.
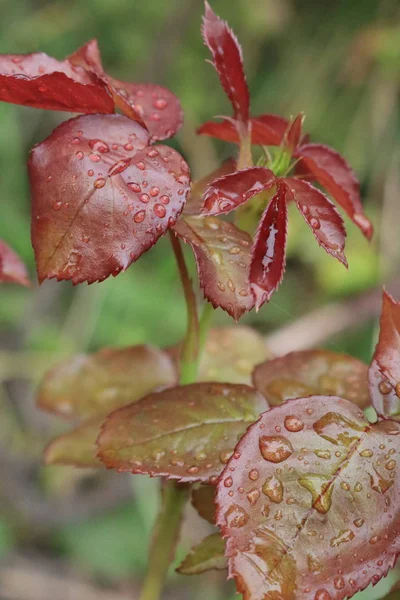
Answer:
[216,396,400,600]
[173,217,254,320]
[97,383,268,483]
[177,533,227,575]
[253,349,370,409]
[38,344,177,420]
[0,240,30,286]
[29,114,190,284]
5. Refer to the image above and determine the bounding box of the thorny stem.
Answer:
[138,233,214,600]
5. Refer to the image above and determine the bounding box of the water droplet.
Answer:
[353,518,364,527]
[224,476,233,488]
[354,482,363,492]
[310,217,320,229]
[379,380,392,394]
[147,148,159,158]
[340,482,350,491]
[89,139,110,153]
[137,161,146,170]
[284,415,304,432]
[53,201,62,211]
[330,529,355,548]
[154,98,168,110]
[369,535,381,545]
[299,474,333,514]
[94,177,106,189]
[187,465,199,474]
[315,450,331,460]
[134,210,146,223]
[150,186,160,197]
[224,504,249,528]
[154,204,166,218]
[89,152,101,163]
[139,193,150,203]
[160,195,170,205]
[124,143,133,151]
[334,577,345,590]
[248,469,259,481]
[109,158,131,176]
[360,449,373,457]
[246,488,260,505]
[386,460,396,470]
[229,246,241,255]
[262,475,283,503]
[76,151,84,160]
[88,169,94,177]
[259,435,293,463]
[219,450,232,464]
[127,182,141,193]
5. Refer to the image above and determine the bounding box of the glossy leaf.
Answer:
[216,396,400,600]
[296,143,373,240]
[0,51,114,114]
[202,167,276,216]
[38,344,177,420]
[184,158,236,216]
[45,417,103,468]
[173,217,254,320]
[249,181,289,310]
[29,114,190,284]
[202,3,250,123]
[198,115,289,146]
[253,349,370,409]
[284,177,347,266]
[369,291,400,420]
[177,533,227,575]
[191,485,216,524]
[0,240,30,286]
[284,114,304,153]
[97,382,268,483]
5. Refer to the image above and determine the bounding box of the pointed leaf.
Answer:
[191,485,216,524]
[284,177,347,266]
[202,167,276,216]
[173,217,254,320]
[253,349,370,409]
[177,533,227,575]
[97,382,268,483]
[249,181,289,310]
[296,143,373,240]
[0,51,114,113]
[38,345,177,420]
[29,114,190,284]
[202,3,250,123]
[369,291,400,420]
[198,115,289,146]
[0,240,30,286]
[216,395,400,600]
[184,158,236,216]
[45,417,104,468]
[284,114,303,153]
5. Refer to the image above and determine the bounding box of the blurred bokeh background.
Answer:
[0,0,399,598]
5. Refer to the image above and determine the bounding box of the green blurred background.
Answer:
[0,0,399,598]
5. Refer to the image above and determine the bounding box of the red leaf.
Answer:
[369,290,400,420]
[173,217,254,320]
[216,395,400,600]
[249,181,289,310]
[0,52,113,114]
[253,349,370,409]
[29,114,190,284]
[296,143,373,240]
[284,177,347,266]
[197,114,288,146]
[202,167,276,216]
[0,240,30,286]
[97,382,268,483]
[184,158,236,216]
[202,3,250,123]
[284,113,304,153]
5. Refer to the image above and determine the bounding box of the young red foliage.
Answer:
[216,396,400,600]
[0,240,30,286]
[29,114,190,284]
[198,114,289,146]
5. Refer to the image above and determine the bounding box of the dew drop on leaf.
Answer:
[94,177,106,189]
[154,203,166,218]
[133,210,146,223]
[262,475,283,503]
[259,435,293,463]
[284,415,304,432]
[224,504,249,528]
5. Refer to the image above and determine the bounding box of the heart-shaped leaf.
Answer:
[0,52,114,114]
[202,167,276,216]
[216,396,400,600]
[253,349,370,409]
[202,3,249,123]
[97,383,268,483]
[0,240,30,286]
[173,217,254,320]
[296,143,373,240]
[38,344,177,420]
[191,485,216,524]
[284,177,347,266]
[184,158,236,216]
[29,114,190,284]
[45,417,104,467]
[177,533,227,575]
[250,181,289,310]
[369,291,400,421]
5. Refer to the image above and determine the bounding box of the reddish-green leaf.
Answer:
[191,485,216,524]
[173,217,254,320]
[249,181,289,310]
[285,177,347,266]
[184,158,236,216]
[0,240,30,286]
[296,143,373,240]
[202,3,250,123]
[216,396,400,600]
[202,167,276,216]
[198,115,288,146]
[97,383,268,483]
[0,51,114,114]
[177,533,227,575]
[369,291,400,420]
[29,114,190,284]
[284,114,304,153]
[253,349,370,409]
[45,417,104,467]
[38,344,177,420]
